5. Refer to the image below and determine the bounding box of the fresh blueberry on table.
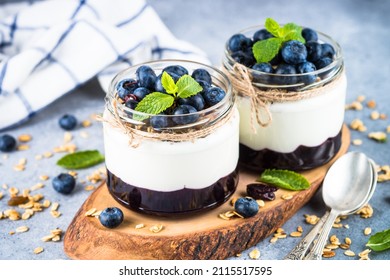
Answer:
[234,197,259,218]
[302,27,318,42]
[172,105,199,125]
[116,78,138,100]
[281,40,307,65]
[0,134,17,152]
[203,87,226,106]
[59,114,77,130]
[191,68,212,84]
[52,173,76,194]
[136,65,157,90]
[99,207,124,229]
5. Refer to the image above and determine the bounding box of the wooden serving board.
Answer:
[64,126,350,260]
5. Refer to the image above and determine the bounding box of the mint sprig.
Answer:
[366,228,390,252]
[252,18,306,63]
[257,169,310,191]
[134,71,202,118]
[57,150,105,169]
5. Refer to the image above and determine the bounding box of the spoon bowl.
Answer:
[304,151,373,260]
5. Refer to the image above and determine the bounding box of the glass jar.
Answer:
[222,25,347,171]
[103,60,239,216]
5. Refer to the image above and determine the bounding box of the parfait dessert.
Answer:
[102,60,239,216]
[223,18,347,171]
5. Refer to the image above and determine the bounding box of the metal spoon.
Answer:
[284,156,377,260]
[303,151,373,260]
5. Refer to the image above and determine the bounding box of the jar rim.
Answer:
[223,24,344,91]
[106,59,234,130]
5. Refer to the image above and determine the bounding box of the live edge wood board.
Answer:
[64,125,350,260]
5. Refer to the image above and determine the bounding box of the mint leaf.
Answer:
[253,37,283,63]
[176,74,203,99]
[57,150,105,169]
[366,229,390,252]
[257,169,310,191]
[283,23,305,43]
[265,17,281,37]
[252,18,306,63]
[161,71,178,95]
[135,92,174,116]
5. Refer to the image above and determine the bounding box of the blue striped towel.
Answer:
[0,0,210,132]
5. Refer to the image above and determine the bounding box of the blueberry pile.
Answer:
[227,27,336,86]
[116,64,226,129]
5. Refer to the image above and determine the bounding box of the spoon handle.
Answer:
[304,210,339,260]
[284,211,330,260]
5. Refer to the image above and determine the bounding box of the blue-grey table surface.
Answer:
[1,0,389,260]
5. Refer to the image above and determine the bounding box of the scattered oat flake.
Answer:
[16,226,29,233]
[43,151,53,158]
[356,204,374,218]
[322,250,336,258]
[290,231,302,237]
[368,131,387,142]
[249,248,260,259]
[366,100,376,108]
[18,134,32,142]
[350,119,367,132]
[31,183,44,191]
[17,144,29,151]
[0,191,3,200]
[35,154,43,160]
[84,185,95,191]
[305,214,320,225]
[270,237,278,243]
[85,208,97,217]
[13,164,25,171]
[345,237,352,245]
[51,202,59,211]
[344,250,356,257]
[352,139,363,146]
[50,210,61,218]
[9,187,19,195]
[149,224,163,233]
[82,120,92,127]
[34,247,44,254]
[345,101,363,111]
[256,199,265,207]
[64,132,73,143]
[297,226,303,233]
[370,111,380,120]
[135,223,145,229]
[281,194,293,200]
[364,227,372,235]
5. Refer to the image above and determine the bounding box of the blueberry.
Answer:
[252,62,273,73]
[178,93,205,111]
[136,65,157,90]
[315,57,333,69]
[99,207,124,229]
[273,64,297,85]
[59,114,77,130]
[227,34,252,52]
[253,28,273,42]
[321,43,335,58]
[154,74,167,93]
[203,87,226,106]
[281,40,307,65]
[231,50,255,67]
[124,99,138,110]
[52,173,76,194]
[191,68,212,85]
[172,105,199,125]
[297,61,317,84]
[302,28,318,42]
[0,134,16,152]
[150,114,169,129]
[162,65,188,77]
[306,41,323,62]
[197,80,211,95]
[116,78,138,100]
[269,51,282,66]
[132,87,150,100]
[234,197,259,218]
[252,62,274,84]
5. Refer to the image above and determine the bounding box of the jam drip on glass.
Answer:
[107,169,239,216]
[239,130,342,171]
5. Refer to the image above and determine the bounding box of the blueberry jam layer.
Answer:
[106,169,239,216]
[239,130,342,171]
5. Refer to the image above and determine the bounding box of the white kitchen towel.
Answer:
[0,0,210,131]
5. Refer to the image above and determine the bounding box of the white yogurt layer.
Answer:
[238,73,347,153]
[103,108,239,192]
